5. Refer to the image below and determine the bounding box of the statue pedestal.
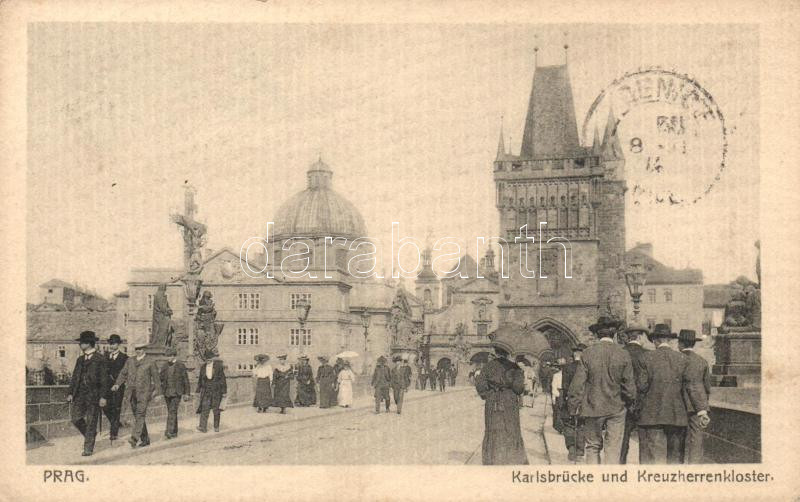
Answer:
[712,330,761,388]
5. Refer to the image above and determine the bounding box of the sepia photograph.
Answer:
[2,1,799,501]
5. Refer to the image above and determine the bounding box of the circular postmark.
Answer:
[582,68,727,205]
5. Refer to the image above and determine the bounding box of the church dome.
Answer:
[272,159,367,240]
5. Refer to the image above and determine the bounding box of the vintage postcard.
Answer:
[1,1,799,500]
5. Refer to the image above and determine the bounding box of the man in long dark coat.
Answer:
[438,365,447,392]
[316,356,337,409]
[160,347,190,439]
[196,350,227,433]
[102,333,128,441]
[390,355,411,414]
[678,329,712,464]
[620,324,651,464]
[475,335,528,465]
[294,356,316,406]
[556,344,587,462]
[372,356,392,413]
[637,325,708,464]
[272,354,294,413]
[67,331,109,456]
[429,367,438,390]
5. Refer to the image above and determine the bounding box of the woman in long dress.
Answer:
[252,354,273,413]
[337,361,355,407]
[272,355,294,414]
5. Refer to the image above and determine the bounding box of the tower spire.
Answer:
[496,115,506,160]
[592,125,602,155]
[601,105,622,160]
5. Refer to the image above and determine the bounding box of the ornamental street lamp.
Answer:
[624,257,648,322]
[360,309,371,375]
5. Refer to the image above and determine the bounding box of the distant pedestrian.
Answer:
[449,366,457,387]
[66,331,109,456]
[196,350,227,433]
[390,355,411,414]
[160,347,190,439]
[294,356,316,407]
[678,329,712,464]
[272,354,294,413]
[475,326,528,465]
[438,366,447,392]
[567,316,635,464]
[102,333,127,441]
[337,361,355,407]
[112,342,162,449]
[418,365,427,390]
[317,356,337,409]
[429,367,438,390]
[252,354,273,413]
[372,356,392,413]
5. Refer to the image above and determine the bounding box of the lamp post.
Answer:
[296,297,311,355]
[360,309,371,374]
[624,257,648,323]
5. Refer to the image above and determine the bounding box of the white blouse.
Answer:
[253,364,273,379]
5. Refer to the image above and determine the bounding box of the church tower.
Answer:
[415,247,441,311]
[492,49,627,352]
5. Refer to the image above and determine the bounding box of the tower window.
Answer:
[540,197,545,207]
[550,196,556,206]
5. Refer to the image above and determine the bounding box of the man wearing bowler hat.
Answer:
[620,322,651,464]
[160,347,190,439]
[112,342,162,448]
[67,331,109,456]
[637,324,708,464]
[678,329,712,463]
[567,316,636,464]
[103,333,128,441]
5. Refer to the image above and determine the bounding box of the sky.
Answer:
[26,23,759,301]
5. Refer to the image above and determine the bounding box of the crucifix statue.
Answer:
[170,185,210,361]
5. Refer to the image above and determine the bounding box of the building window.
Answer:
[646,318,656,330]
[290,293,312,309]
[47,288,53,294]
[237,293,261,310]
[664,289,673,302]
[290,328,311,346]
[147,327,152,336]
[237,363,255,372]
[123,313,129,327]
[647,288,656,303]
[237,327,259,345]
[57,345,66,358]
[147,294,154,310]
[33,345,43,360]
[477,324,487,337]
[663,319,672,330]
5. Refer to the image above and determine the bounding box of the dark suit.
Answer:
[681,349,711,463]
[115,355,162,444]
[620,342,650,464]
[558,360,585,459]
[372,364,392,412]
[567,339,636,464]
[103,350,128,439]
[196,360,227,431]
[637,345,708,464]
[390,364,412,414]
[160,361,190,437]
[68,351,110,454]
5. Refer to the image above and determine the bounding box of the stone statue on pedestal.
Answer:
[194,291,224,360]
[150,283,173,346]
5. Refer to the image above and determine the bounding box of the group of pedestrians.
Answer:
[553,317,711,464]
[476,316,712,466]
[415,364,456,392]
[250,354,358,413]
[370,355,412,414]
[66,331,228,456]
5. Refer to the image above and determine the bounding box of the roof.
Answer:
[704,285,737,308]
[271,160,367,240]
[625,248,703,285]
[443,254,479,279]
[39,278,104,299]
[128,268,184,284]
[519,65,581,159]
[27,310,119,343]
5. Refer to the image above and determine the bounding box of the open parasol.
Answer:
[334,351,361,359]
[489,322,551,359]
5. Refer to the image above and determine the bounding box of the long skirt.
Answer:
[253,377,272,409]
[338,380,353,407]
[318,379,337,408]
[272,377,293,409]
[295,382,317,406]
